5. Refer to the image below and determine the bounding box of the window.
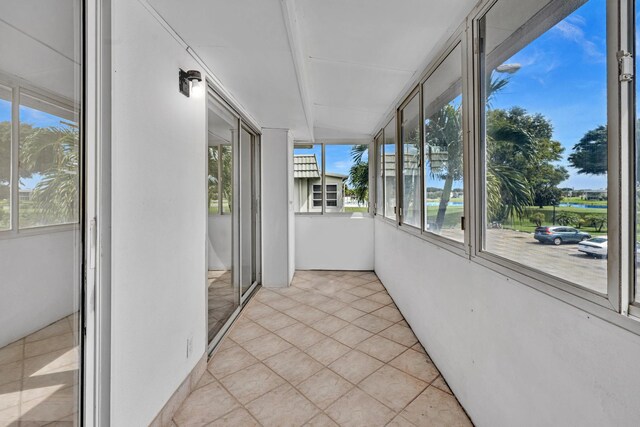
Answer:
[0,87,82,232]
[294,144,323,213]
[423,44,464,242]
[294,143,369,214]
[326,185,338,207]
[208,144,233,214]
[480,0,608,294]
[208,95,237,215]
[384,118,397,220]
[0,85,11,231]
[375,132,384,215]
[325,144,368,213]
[313,184,322,207]
[400,93,421,228]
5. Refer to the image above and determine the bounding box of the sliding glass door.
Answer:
[207,96,239,343]
[0,1,83,424]
[207,90,261,348]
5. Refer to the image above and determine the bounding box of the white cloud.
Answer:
[553,19,605,63]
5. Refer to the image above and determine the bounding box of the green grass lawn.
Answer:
[502,205,608,235]
[345,206,369,213]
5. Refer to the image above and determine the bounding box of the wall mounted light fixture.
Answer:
[179,69,203,97]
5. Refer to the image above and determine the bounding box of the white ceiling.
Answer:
[0,0,80,102]
[148,0,477,141]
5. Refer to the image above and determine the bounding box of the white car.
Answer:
[578,237,607,258]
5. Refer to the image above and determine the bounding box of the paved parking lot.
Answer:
[485,229,607,294]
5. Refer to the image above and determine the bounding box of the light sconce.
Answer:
[179,69,203,97]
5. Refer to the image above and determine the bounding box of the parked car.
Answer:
[534,226,591,245]
[578,237,608,258]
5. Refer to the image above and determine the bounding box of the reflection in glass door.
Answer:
[207,96,240,343]
[0,1,83,424]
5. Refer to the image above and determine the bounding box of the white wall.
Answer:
[208,215,232,270]
[296,215,374,271]
[262,128,294,287]
[0,229,79,347]
[110,0,207,424]
[374,219,640,427]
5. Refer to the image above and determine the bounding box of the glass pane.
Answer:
[0,85,11,230]
[0,1,83,424]
[221,145,233,214]
[375,133,384,215]
[18,94,79,229]
[384,118,397,220]
[207,97,239,342]
[208,146,220,214]
[424,44,464,242]
[401,94,421,227]
[482,0,607,294]
[294,144,322,213]
[325,144,369,213]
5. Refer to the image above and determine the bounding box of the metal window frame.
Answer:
[398,86,422,232]
[0,74,82,238]
[373,129,384,216]
[293,140,374,217]
[370,0,640,334]
[382,115,399,224]
[418,37,468,255]
[470,0,622,312]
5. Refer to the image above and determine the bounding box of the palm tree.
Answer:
[349,144,369,205]
[21,126,79,224]
[425,103,463,230]
[484,73,533,222]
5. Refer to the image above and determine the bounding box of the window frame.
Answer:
[370,0,640,334]
[398,86,423,232]
[294,140,373,217]
[0,73,81,239]
[374,129,384,217]
[419,40,469,253]
[470,0,621,312]
[381,116,399,224]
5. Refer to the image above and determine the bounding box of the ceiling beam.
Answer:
[280,0,315,142]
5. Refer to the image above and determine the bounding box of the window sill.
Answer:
[0,223,80,240]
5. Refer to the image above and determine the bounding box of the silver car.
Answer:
[577,237,607,258]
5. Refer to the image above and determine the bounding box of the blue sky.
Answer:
[294,144,368,181]
[491,0,607,190]
[0,0,612,192]
[0,101,68,189]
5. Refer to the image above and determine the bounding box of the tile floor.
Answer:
[0,314,79,426]
[208,270,239,342]
[174,271,472,426]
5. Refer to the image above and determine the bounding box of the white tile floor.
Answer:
[174,271,472,426]
[0,314,79,426]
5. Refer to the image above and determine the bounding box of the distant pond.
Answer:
[558,203,607,209]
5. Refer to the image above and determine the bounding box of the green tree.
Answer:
[349,145,369,206]
[568,125,607,175]
[425,102,463,230]
[584,214,607,232]
[348,162,368,205]
[21,126,79,224]
[529,212,545,227]
[556,211,579,226]
[487,107,568,212]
